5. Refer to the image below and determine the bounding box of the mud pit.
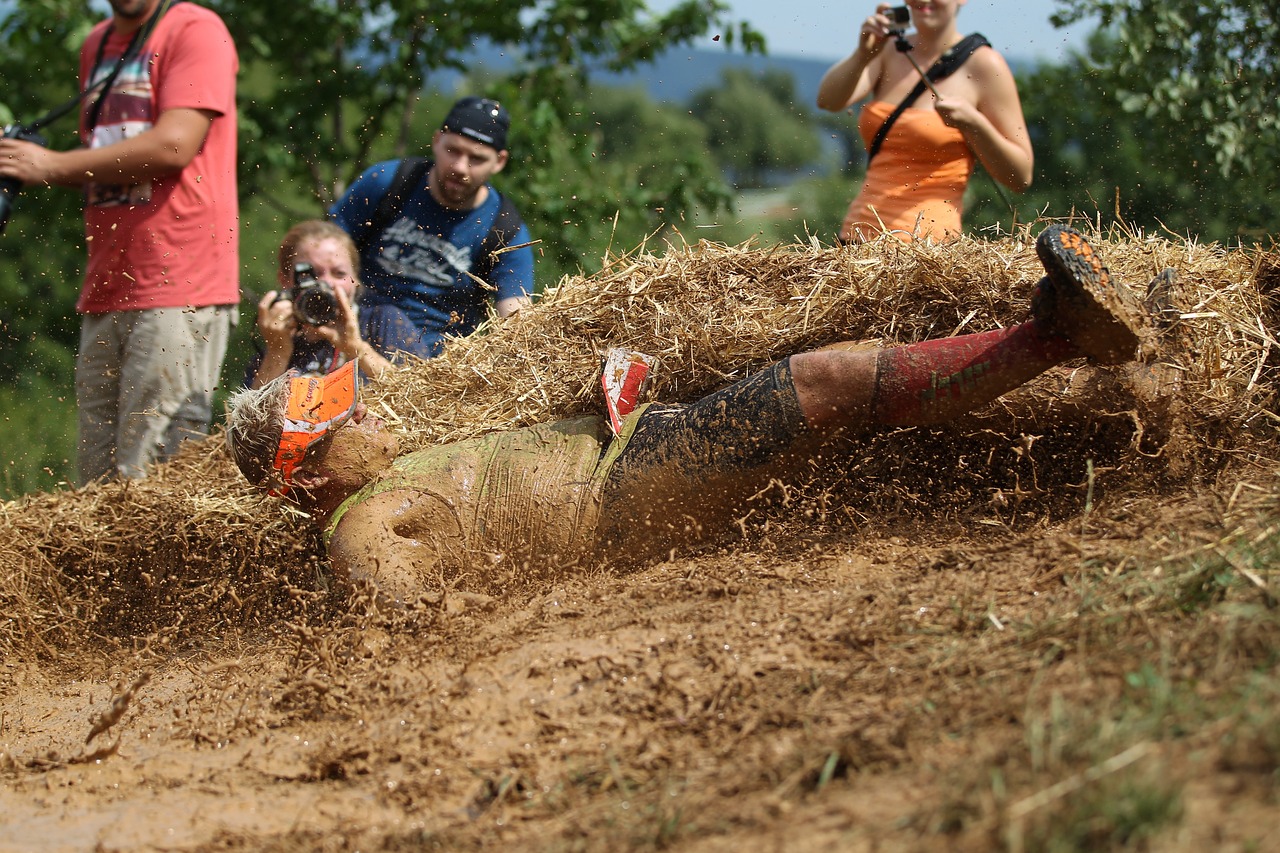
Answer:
[3,228,1280,851]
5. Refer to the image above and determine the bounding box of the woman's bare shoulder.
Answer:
[966,42,1017,79]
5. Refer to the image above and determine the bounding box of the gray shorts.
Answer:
[76,305,235,484]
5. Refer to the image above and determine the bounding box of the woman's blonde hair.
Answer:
[277,219,360,284]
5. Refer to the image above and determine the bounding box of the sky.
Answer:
[656,0,1098,65]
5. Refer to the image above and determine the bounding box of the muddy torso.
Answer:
[326,413,646,567]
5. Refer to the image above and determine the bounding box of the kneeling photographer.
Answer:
[245,220,394,389]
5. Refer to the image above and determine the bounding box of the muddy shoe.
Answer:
[1031,224,1143,364]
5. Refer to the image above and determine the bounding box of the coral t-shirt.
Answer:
[77,3,239,313]
[842,101,975,243]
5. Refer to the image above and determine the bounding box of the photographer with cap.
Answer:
[329,96,535,361]
[0,0,239,484]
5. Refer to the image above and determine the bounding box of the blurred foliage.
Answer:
[964,28,1279,243]
[1053,0,1280,177]
[212,0,761,290]
[689,67,821,189]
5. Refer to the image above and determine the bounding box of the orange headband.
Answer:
[270,360,359,495]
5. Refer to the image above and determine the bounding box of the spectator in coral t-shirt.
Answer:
[0,0,240,484]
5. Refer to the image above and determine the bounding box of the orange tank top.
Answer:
[842,101,974,243]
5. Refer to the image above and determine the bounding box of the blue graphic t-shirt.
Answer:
[329,160,534,358]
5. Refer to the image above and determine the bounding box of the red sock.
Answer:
[872,321,1077,425]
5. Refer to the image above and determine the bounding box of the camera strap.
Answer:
[85,0,180,133]
[865,32,990,165]
[14,0,180,136]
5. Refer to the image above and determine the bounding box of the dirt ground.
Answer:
[3,233,1279,851]
[3,459,1279,852]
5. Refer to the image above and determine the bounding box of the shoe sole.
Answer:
[1035,225,1142,364]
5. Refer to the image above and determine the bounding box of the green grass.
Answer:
[0,375,77,499]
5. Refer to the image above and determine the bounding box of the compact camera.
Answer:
[0,124,48,236]
[277,262,339,327]
[886,5,911,34]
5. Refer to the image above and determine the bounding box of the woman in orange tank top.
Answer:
[816,1,1033,243]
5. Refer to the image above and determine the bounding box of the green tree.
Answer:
[215,0,762,284]
[963,30,1278,244]
[562,85,730,252]
[1054,0,1280,177]
[689,67,821,189]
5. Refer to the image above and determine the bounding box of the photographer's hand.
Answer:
[816,5,900,112]
[0,108,214,188]
[248,290,298,389]
[934,93,982,133]
[317,286,394,379]
[0,138,60,186]
[863,4,905,53]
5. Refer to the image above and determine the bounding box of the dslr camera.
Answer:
[277,262,339,327]
[885,5,910,35]
[0,124,48,236]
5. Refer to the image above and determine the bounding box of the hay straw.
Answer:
[0,223,1275,664]
[371,223,1275,452]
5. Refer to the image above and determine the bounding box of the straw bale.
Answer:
[0,442,325,663]
[370,224,1277,453]
[1,224,1276,664]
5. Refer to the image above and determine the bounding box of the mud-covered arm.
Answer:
[327,488,463,606]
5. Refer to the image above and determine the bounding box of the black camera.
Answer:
[284,262,338,326]
[886,5,910,34]
[0,124,48,236]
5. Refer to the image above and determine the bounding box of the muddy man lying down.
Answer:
[225,225,1148,606]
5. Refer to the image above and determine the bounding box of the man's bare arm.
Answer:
[0,107,215,188]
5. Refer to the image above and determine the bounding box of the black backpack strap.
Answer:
[363,156,524,284]
[473,193,524,282]
[866,33,991,165]
[363,156,431,241]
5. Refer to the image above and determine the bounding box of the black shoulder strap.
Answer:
[85,0,183,133]
[473,193,525,282]
[365,156,431,241]
[866,33,991,165]
[364,156,524,283]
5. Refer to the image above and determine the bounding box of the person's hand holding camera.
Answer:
[817,4,911,112]
[256,288,298,352]
[859,4,910,56]
[0,135,59,187]
[308,285,370,362]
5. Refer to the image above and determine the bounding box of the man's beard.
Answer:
[436,172,482,207]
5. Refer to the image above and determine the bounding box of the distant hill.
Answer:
[596,48,833,105]
[438,44,1038,106]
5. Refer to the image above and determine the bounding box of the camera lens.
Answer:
[294,285,338,326]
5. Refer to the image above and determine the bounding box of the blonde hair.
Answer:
[277,220,360,283]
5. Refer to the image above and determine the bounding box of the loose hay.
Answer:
[1,223,1276,664]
